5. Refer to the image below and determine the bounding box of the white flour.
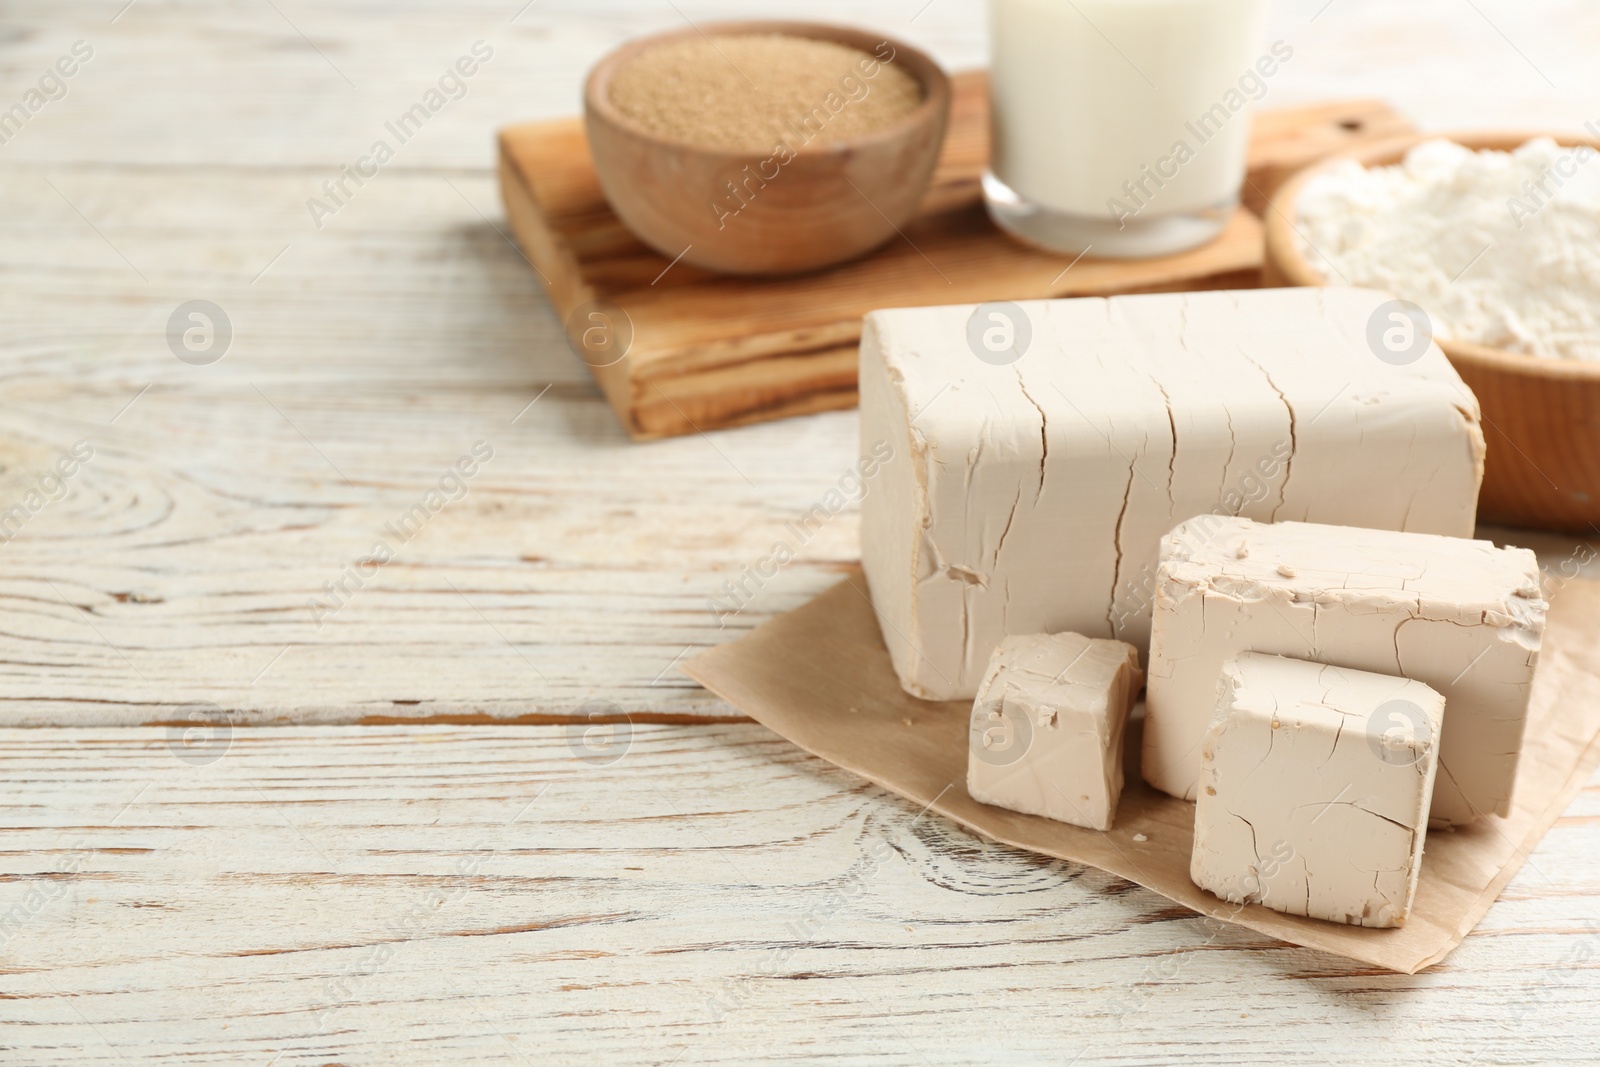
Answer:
[1295,138,1600,361]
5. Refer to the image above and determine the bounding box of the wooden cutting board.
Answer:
[498,73,1413,440]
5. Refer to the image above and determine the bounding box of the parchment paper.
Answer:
[682,567,1600,974]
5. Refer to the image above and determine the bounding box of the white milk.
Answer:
[986,0,1273,257]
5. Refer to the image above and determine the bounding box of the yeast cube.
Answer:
[1191,653,1445,928]
[967,632,1142,831]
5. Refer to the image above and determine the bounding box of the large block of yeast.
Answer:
[859,287,1485,701]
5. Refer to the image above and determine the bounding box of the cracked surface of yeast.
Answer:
[967,632,1142,832]
[858,288,1486,702]
[1191,652,1444,928]
[1145,517,1546,824]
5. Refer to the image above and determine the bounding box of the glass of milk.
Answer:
[985,0,1273,258]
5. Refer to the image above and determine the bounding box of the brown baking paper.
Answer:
[682,567,1600,974]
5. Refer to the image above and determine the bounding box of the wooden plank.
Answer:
[498,74,1415,439]
[3,725,1599,1066]
[2,2,1594,175]
[496,72,1251,440]
[0,162,879,728]
[1242,97,1417,213]
[0,0,1591,738]
[1,3,1599,1060]
[0,171,1595,732]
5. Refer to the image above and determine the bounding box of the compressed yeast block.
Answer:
[859,287,1483,702]
[1144,517,1546,825]
[1191,653,1445,928]
[967,632,1143,831]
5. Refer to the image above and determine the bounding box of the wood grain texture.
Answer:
[0,0,1598,741]
[501,73,1416,439]
[4,3,1600,1061]
[0,118,865,725]
[0,1,1239,728]
[2,725,1599,1066]
[1241,98,1415,213]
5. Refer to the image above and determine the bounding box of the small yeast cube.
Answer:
[1191,653,1445,928]
[967,632,1142,831]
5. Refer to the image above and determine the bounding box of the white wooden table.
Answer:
[4,2,1600,1062]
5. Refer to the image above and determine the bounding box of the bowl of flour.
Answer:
[1265,132,1600,533]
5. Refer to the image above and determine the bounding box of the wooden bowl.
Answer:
[583,21,950,276]
[1265,131,1600,533]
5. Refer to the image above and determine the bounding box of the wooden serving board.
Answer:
[498,73,1413,440]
